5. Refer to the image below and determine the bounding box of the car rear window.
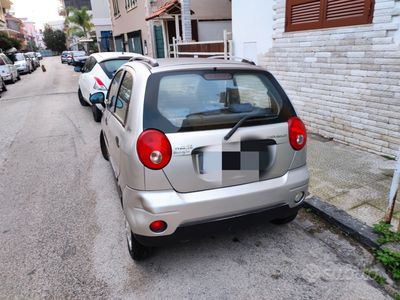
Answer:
[73,51,86,57]
[99,59,130,79]
[15,53,25,61]
[144,70,294,133]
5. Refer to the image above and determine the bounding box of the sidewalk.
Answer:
[307,134,399,229]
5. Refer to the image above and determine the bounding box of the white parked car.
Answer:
[76,52,141,122]
[14,53,32,74]
[0,53,19,83]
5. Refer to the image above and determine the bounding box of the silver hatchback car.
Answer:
[90,57,309,260]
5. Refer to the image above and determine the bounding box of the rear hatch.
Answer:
[143,69,297,193]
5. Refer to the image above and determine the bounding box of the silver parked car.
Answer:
[90,57,309,260]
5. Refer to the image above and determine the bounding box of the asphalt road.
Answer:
[0,57,391,299]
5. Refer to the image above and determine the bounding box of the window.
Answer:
[99,59,131,79]
[82,57,97,73]
[0,58,5,66]
[125,0,137,11]
[285,0,375,32]
[107,70,124,111]
[114,72,133,123]
[144,71,290,133]
[3,56,12,65]
[112,0,120,16]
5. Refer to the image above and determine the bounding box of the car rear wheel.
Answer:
[125,217,151,261]
[78,88,89,106]
[92,105,102,122]
[100,131,109,161]
[271,212,298,225]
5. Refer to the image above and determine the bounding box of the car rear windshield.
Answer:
[15,53,25,61]
[99,59,130,79]
[143,70,294,133]
[73,51,86,57]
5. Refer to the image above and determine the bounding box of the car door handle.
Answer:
[115,136,120,148]
[105,117,108,126]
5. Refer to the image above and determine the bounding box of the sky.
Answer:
[12,0,64,30]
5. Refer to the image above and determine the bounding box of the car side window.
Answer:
[107,70,124,111]
[5,56,13,65]
[0,58,4,66]
[82,57,96,73]
[114,71,133,124]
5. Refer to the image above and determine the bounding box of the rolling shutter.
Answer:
[286,0,374,32]
[324,0,374,28]
[286,0,322,32]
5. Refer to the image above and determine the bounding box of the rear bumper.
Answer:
[1,74,12,81]
[123,165,309,239]
[135,204,300,246]
[16,66,28,73]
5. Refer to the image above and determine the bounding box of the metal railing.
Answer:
[170,30,232,58]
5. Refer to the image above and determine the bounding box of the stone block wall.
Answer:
[260,0,400,156]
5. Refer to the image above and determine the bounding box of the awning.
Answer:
[145,0,194,21]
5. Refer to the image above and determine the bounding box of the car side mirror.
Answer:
[74,66,82,73]
[116,99,124,109]
[89,92,105,105]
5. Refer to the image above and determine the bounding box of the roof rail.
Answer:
[129,56,159,67]
[208,55,256,66]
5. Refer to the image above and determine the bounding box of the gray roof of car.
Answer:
[125,58,264,73]
[91,52,141,63]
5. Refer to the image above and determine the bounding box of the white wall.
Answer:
[90,0,112,42]
[198,20,232,41]
[232,0,273,64]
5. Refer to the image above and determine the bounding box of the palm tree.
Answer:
[66,6,93,38]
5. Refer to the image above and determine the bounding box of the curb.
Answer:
[304,196,380,250]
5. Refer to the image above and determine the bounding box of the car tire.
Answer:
[125,217,151,261]
[100,131,109,161]
[92,105,102,122]
[2,81,7,92]
[17,74,21,81]
[271,212,298,225]
[78,88,89,106]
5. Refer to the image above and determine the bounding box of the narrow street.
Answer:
[0,57,390,299]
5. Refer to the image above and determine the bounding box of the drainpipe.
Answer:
[174,14,180,41]
[384,147,400,232]
[181,0,192,42]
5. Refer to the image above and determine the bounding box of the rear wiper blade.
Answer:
[224,113,278,141]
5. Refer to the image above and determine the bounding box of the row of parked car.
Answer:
[65,51,309,261]
[0,51,42,95]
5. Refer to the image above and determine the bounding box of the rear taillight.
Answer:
[94,77,107,91]
[137,129,172,170]
[288,117,307,151]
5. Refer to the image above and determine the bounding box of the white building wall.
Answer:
[259,0,400,157]
[90,0,112,49]
[232,0,273,64]
[198,20,232,41]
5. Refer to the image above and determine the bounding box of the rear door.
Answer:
[103,69,127,176]
[144,70,296,193]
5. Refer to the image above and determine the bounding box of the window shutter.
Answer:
[286,0,374,32]
[286,0,323,32]
[324,0,374,28]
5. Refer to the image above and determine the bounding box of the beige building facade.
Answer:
[108,0,232,58]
